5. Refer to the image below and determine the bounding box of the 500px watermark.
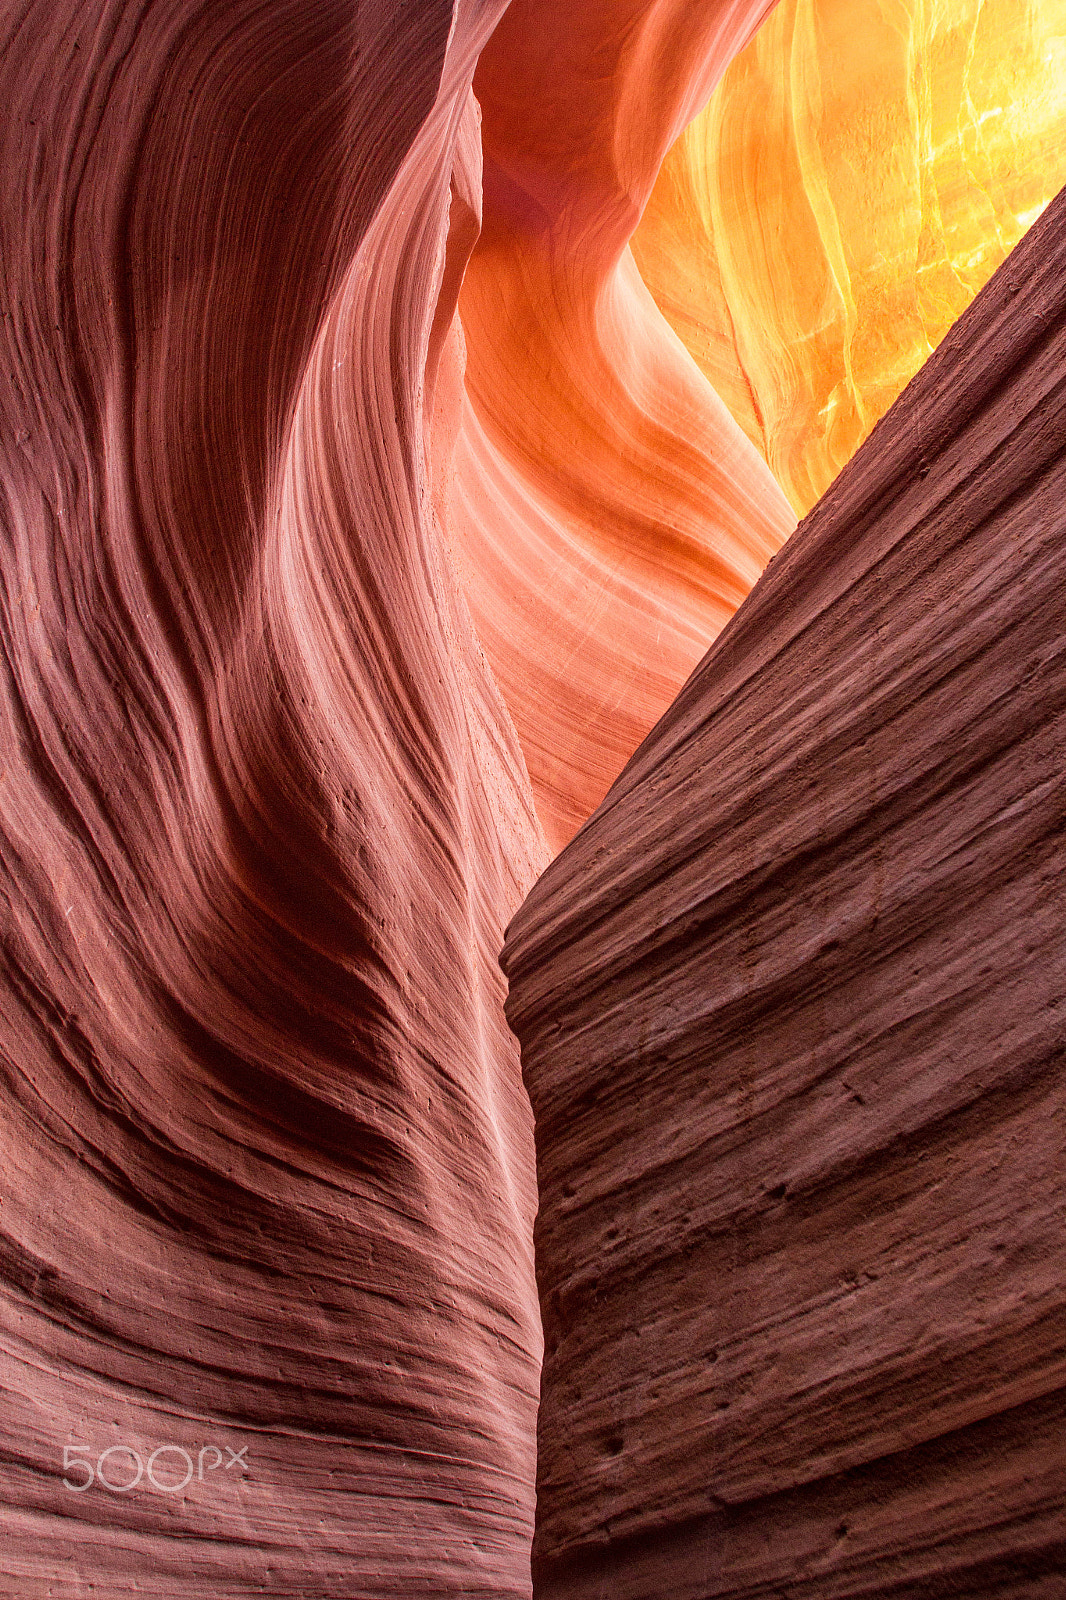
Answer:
[62,1441,249,1493]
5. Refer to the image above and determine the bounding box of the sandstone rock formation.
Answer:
[0,1,549,1593]
[634,0,1066,516]
[438,0,796,850]
[504,183,1066,1598]
[3,0,805,1586]
[6,0,1064,1592]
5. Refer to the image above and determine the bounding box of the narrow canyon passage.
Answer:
[0,0,1063,1595]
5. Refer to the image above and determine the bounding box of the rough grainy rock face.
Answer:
[0,1,550,1594]
[503,187,1066,1598]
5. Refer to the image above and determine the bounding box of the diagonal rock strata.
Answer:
[503,182,1066,1599]
[6,0,1065,1591]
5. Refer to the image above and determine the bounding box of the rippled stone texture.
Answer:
[634,0,1066,515]
[504,187,1066,1598]
[437,0,795,850]
[0,1,548,1594]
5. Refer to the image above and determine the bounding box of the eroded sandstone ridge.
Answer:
[503,185,1066,1597]
[0,1,549,1593]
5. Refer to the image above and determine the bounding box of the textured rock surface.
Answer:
[634,0,1066,515]
[504,185,1066,1597]
[438,0,796,850]
[0,1,549,1594]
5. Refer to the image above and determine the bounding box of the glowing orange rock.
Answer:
[634,0,1066,514]
[436,0,796,851]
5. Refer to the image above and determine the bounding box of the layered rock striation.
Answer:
[1,0,801,1588]
[504,184,1066,1598]
[0,1,548,1594]
[7,0,1065,1593]
[437,0,796,849]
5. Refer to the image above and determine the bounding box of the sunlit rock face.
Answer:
[434,0,796,851]
[0,1,548,1594]
[505,189,1066,1598]
[634,0,1066,514]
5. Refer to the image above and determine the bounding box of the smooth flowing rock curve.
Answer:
[0,1,549,1594]
[436,0,796,850]
[503,184,1066,1598]
[633,0,1066,517]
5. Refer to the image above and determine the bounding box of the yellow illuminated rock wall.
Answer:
[633,0,1066,514]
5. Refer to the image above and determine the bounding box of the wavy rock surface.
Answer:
[0,1,550,1594]
[504,186,1066,1597]
[633,0,1066,516]
[435,0,795,850]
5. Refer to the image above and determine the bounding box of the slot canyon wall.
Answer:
[0,0,548,1593]
[2,0,1064,1596]
[443,0,795,849]
[503,184,1066,1598]
[0,0,798,1593]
